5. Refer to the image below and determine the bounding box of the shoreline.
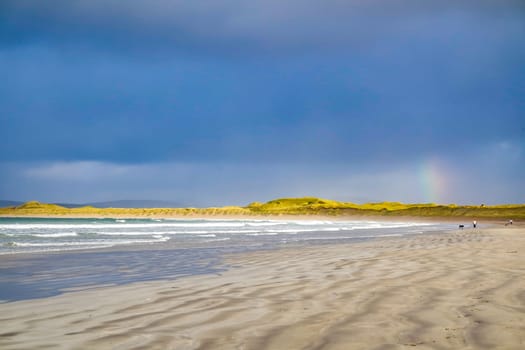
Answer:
[1,226,524,349]
[0,213,514,224]
[0,220,457,300]
[0,216,497,261]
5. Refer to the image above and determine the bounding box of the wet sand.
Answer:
[1,226,524,349]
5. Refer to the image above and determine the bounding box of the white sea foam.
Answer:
[0,245,116,255]
[181,229,261,234]
[0,218,448,255]
[201,237,231,242]
[32,232,79,238]
[10,236,169,247]
[246,232,279,236]
[244,222,282,227]
[1,232,79,237]
[0,222,278,230]
[0,220,432,231]
[92,231,173,236]
[11,241,111,247]
[289,220,335,225]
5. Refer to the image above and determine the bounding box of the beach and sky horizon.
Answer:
[1,0,524,207]
[1,1,524,349]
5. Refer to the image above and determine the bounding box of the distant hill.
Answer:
[83,200,184,208]
[0,200,23,208]
[54,202,85,208]
[0,200,184,209]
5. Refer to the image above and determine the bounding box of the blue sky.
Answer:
[1,0,524,206]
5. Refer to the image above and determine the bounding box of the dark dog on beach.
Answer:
[459,224,464,229]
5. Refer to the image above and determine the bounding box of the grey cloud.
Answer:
[2,0,523,55]
[1,140,523,206]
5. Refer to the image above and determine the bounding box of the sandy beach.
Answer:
[1,226,524,349]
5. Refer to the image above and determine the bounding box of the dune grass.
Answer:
[0,201,251,217]
[247,197,525,219]
[1,198,524,219]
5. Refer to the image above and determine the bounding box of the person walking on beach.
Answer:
[473,220,477,228]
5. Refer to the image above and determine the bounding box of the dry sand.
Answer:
[1,227,524,349]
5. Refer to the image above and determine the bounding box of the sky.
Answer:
[1,0,524,206]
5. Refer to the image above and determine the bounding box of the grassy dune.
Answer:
[246,197,525,219]
[1,197,524,219]
[0,201,251,217]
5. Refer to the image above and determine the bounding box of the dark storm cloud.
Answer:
[1,0,524,55]
[1,46,523,163]
[1,0,524,204]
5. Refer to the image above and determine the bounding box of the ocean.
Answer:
[0,217,455,301]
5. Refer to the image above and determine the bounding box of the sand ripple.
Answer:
[1,227,524,349]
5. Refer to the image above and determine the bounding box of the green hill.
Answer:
[1,198,524,219]
[247,197,525,218]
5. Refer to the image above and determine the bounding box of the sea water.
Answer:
[0,217,452,254]
[0,217,455,301]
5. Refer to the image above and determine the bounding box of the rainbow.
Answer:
[419,158,449,204]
